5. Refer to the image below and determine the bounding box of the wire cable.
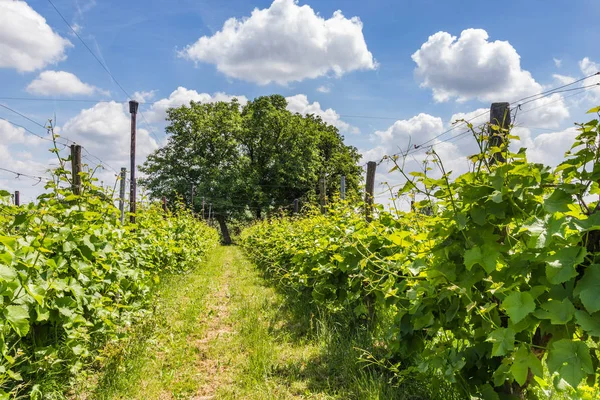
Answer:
[0,167,52,184]
[509,72,600,104]
[82,147,119,174]
[46,0,132,100]
[0,116,70,147]
[0,97,124,104]
[0,103,47,129]
[46,0,163,145]
[382,74,600,163]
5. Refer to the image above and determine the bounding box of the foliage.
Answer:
[241,108,600,398]
[0,155,218,397]
[140,94,362,241]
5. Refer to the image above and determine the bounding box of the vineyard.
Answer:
[0,107,599,398]
[241,108,600,399]
[0,150,219,398]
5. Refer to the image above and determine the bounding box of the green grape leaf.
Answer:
[331,253,344,263]
[536,298,575,325]
[574,310,600,337]
[4,305,30,337]
[510,345,543,386]
[574,264,600,314]
[501,291,535,324]
[545,247,585,284]
[0,265,17,282]
[587,106,600,114]
[464,245,498,273]
[487,327,515,357]
[470,207,487,226]
[478,384,500,400]
[547,339,593,389]
[0,236,16,251]
[464,247,482,271]
[544,189,572,213]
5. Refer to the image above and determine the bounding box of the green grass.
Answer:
[78,246,446,399]
[74,246,225,399]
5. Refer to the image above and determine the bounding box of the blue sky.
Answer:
[1,0,599,204]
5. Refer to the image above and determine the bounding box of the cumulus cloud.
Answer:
[61,102,158,179]
[360,114,467,209]
[552,74,576,85]
[361,113,445,170]
[285,94,359,134]
[526,127,579,166]
[26,71,108,96]
[317,85,331,93]
[361,109,582,209]
[412,28,571,128]
[0,119,47,146]
[145,87,248,123]
[0,121,53,203]
[375,113,443,147]
[0,1,72,72]
[412,29,548,103]
[132,90,157,103]
[179,0,376,85]
[580,57,599,76]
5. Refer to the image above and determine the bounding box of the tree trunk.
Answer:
[255,206,262,220]
[216,215,232,245]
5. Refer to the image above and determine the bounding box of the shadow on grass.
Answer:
[257,277,461,400]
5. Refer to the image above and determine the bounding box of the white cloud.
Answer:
[132,90,157,103]
[526,127,578,166]
[145,87,248,123]
[361,109,582,208]
[361,117,468,210]
[26,71,107,96]
[553,58,562,68]
[412,28,571,128]
[579,57,600,104]
[0,0,72,72]
[0,119,46,146]
[374,113,443,148]
[285,94,359,134]
[317,85,331,93]
[0,122,53,203]
[412,29,546,103]
[580,57,599,76]
[552,74,576,85]
[61,102,158,177]
[179,0,376,85]
[449,108,489,127]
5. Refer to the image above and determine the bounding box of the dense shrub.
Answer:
[242,110,600,398]
[0,167,218,397]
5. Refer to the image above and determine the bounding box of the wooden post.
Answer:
[340,175,346,200]
[320,175,326,214]
[365,161,376,222]
[70,144,82,195]
[293,198,299,214]
[129,100,139,224]
[489,102,511,163]
[14,191,19,206]
[202,196,205,219]
[208,203,212,221]
[162,196,167,213]
[119,167,126,223]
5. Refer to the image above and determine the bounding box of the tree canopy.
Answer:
[140,94,362,242]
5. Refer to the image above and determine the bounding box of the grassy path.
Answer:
[82,246,426,400]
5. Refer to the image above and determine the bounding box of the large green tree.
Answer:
[140,94,361,243]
